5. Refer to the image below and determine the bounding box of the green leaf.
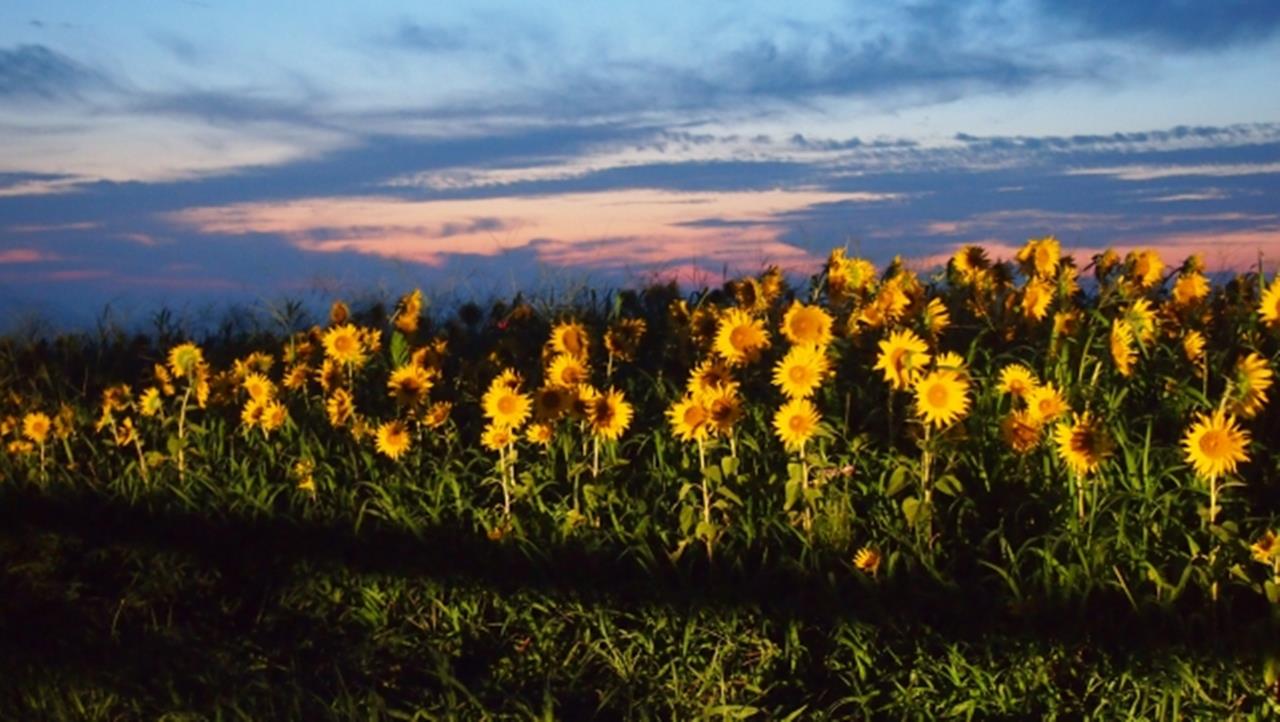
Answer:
[885,466,911,497]
[1266,581,1280,605]
[785,477,802,511]
[902,496,921,527]
[390,331,409,368]
[934,474,963,497]
[720,455,738,478]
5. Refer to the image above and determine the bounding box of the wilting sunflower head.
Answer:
[781,302,834,347]
[604,318,647,362]
[1001,410,1042,454]
[1229,352,1274,419]
[1053,411,1111,476]
[873,329,931,391]
[923,297,950,337]
[714,308,771,366]
[914,370,970,429]
[773,397,821,452]
[772,344,830,400]
[1182,407,1249,481]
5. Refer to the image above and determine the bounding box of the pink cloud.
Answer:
[0,248,61,264]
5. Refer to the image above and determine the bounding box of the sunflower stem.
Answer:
[1208,475,1218,527]
[591,435,600,479]
[500,442,512,519]
[800,440,812,536]
[176,384,192,482]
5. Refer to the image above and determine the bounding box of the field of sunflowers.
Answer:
[3,238,1280,718]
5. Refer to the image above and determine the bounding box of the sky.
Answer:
[2,0,1279,330]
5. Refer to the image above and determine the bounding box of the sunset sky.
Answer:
[2,1,1279,328]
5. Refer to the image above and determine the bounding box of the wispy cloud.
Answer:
[1067,162,1280,181]
[0,44,107,100]
[1036,0,1280,51]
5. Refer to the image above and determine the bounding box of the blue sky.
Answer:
[2,1,1279,329]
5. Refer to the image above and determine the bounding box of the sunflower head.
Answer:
[533,385,572,422]
[667,395,710,443]
[424,401,453,429]
[1053,411,1111,476]
[772,344,830,400]
[481,422,514,451]
[1182,330,1206,364]
[604,318,647,361]
[525,422,554,446]
[326,388,355,428]
[328,300,350,326]
[1017,236,1061,279]
[1172,272,1210,308]
[1110,319,1137,377]
[702,385,743,435]
[873,329,931,391]
[923,297,950,337]
[588,388,633,441]
[547,354,590,389]
[1021,278,1054,322]
[997,364,1038,399]
[1182,408,1250,481]
[21,412,51,445]
[914,370,970,429]
[482,375,532,429]
[242,373,276,403]
[773,397,821,452]
[1259,276,1280,328]
[167,342,205,379]
[393,289,424,335]
[549,321,591,360]
[387,365,433,408]
[1001,410,1042,454]
[1229,352,1273,419]
[688,359,735,400]
[781,302,834,347]
[853,547,882,575]
[714,308,770,366]
[1251,530,1279,565]
[375,420,412,460]
[1125,249,1166,289]
[323,324,365,366]
[1026,383,1067,425]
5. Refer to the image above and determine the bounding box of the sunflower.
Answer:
[323,324,365,366]
[781,302,834,347]
[1017,236,1061,278]
[283,364,311,391]
[387,365,433,408]
[604,318,647,362]
[482,378,532,429]
[1181,408,1249,481]
[950,245,990,285]
[112,417,136,447]
[1001,410,1042,454]
[1230,352,1273,419]
[139,387,163,417]
[874,329,931,391]
[167,342,204,379]
[731,276,769,314]
[923,297,950,337]
[329,300,350,326]
[375,420,412,460]
[570,384,600,420]
[1110,319,1136,377]
[533,385,572,422]
[1124,299,1157,345]
[703,385,743,436]
[667,395,710,443]
[393,289,423,335]
[326,388,355,428]
[424,401,452,428]
[1021,278,1054,322]
[1026,383,1067,425]
[260,401,288,433]
[1126,249,1165,289]
[773,397,821,452]
[317,358,344,394]
[481,422,514,451]
[1172,271,1209,307]
[1052,310,1080,339]
[1053,411,1110,476]
[914,370,970,428]
[240,398,267,430]
[589,387,633,441]
[242,373,275,403]
[233,351,274,380]
[997,364,1038,398]
[688,359,735,399]
[935,351,969,381]
[714,308,770,365]
[772,344,830,400]
[1183,330,1206,364]
[21,412,51,445]
[853,547,882,575]
[525,422,554,446]
[153,363,176,396]
[760,266,786,305]
[547,354,590,388]
[1260,276,1280,328]
[101,385,133,413]
[549,321,590,360]
[1252,531,1279,565]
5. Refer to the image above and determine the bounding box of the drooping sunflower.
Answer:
[326,388,355,428]
[1017,235,1061,279]
[873,328,931,391]
[1230,352,1274,419]
[1172,271,1210,307]
[139,387,164,417]
[375,420,412,460]
[1053,411,1110,476]
[1021,278,1054,322]
[549,321,591,360]
[482,377,532,429]
[667,395,710,443]
[283,363,311,391]
[329,300,350,326]
[604,318,647,362]
[242,372,275,403]
[1181,408,1249,481]
[1126,249,1165,289]
[588,387,633,441]
[323,324,365,366]
[1252,530,1279,565]
[387,364,433,408]
[772,344,830,400]
[423,401,452,429]
[781,302,834,348]
[950,245,990,285]
[547,354,590,388]
[1026,383,1068,425]
[852,547,882,575]
[1260,276,1280,328]
[997,364,1038,399]
[914,370,970,429]
[1124,299,1158,345]
[1110,319,1136,377]
[393,288,424,335]
[21,412,51,445]
[1001,410,1042,454]
[167,342,205,379]
[714,308,770,366]
[923,297,950,337]
[773,397,821,452]
[1183,330,1206,364]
